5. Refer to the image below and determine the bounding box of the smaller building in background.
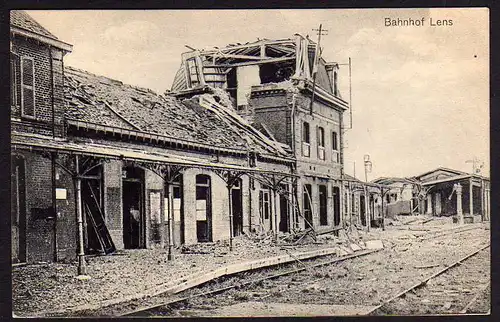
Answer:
[416,168,490,221]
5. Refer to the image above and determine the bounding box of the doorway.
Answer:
[196,175,212,242]
[303,184,313,229]
[82,172,104,254]
[333,186,341,226]
[319,185,328,226]
[360,194,367,226]
[231,179,243,237]
[11,155,26,263]
[122,166,145,249]
[279,184,289,232]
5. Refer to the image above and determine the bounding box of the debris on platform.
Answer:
[365,240,384,250]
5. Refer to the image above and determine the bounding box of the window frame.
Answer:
[332,131,339,163]
[317,126,325,160]
[20,56,36,119]
[302,121,310,157]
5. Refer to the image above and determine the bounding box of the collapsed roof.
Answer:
[64,66,291,158]
[170,35,348,109]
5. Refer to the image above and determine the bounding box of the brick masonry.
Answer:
[11,35,66,137]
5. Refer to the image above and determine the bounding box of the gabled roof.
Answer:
[10,10,73,52]
[371,177,415,185]
[10,10,58,40]
[64,66,291,158]
[414,167,468,180]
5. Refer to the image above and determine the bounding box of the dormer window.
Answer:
[302,122,310,157]
[317,126,325,160]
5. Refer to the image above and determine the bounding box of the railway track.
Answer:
[51,223,488,317]
[367,243,490,315]
[121,248,381,316]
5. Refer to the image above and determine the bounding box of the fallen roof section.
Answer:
[64,66,292,158]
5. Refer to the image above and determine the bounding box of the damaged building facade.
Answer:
[170,36,351,233]
[10,11,298,265]
[11,12,488,266]
[11,11,357,265]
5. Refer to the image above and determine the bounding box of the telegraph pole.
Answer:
[309,24,328,114]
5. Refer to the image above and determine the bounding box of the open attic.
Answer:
[170,34,348,110]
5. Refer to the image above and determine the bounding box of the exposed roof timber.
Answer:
[206,54,271,61]
[183,39,296,58]
[204,56,295,68]
[11,26,73,52]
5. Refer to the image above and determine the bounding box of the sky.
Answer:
[26,9,490,180]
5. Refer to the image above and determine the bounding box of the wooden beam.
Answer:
[212,53,269,61]
[204,56,295,68]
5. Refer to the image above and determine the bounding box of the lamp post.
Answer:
[363,154,372,183]
[363,155,372,230]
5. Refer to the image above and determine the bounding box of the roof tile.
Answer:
[10,10,59,40]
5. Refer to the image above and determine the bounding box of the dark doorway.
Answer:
[196,175,212,242]
[303,184,313,229]
[319,185,328,226]
[11,155,27,263]
[333,186,341,226]
[279,184,289,232]
[122,166,145,249]
[82,173,103,254]
[232,179,243,237]
[360,194,367,226]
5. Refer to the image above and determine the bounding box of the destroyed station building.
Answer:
[170,36,350,233]
[10,11,354,265]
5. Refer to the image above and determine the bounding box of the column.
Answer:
[456,183,463,225]
[227,184,234,251]
[469,177,474,216]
